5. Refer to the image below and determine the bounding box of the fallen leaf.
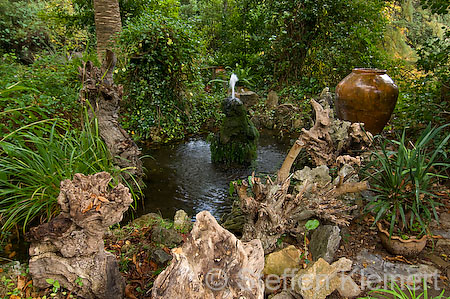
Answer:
[95,203,101,211]
[82,201,93,213]
[4,243,12,253]
[149,261,158,271]
[125,284,138,299]
[17,275,26,290]
[97,196,109,203]
[8,251,16,258]
[384,255,412,264]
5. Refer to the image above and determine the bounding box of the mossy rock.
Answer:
[210,97,259,165]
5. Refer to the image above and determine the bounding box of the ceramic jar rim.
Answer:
[352,68,386,74]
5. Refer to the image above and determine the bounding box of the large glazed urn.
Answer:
[335,68,399,134]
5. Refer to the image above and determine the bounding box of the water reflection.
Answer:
[139,132,290,219]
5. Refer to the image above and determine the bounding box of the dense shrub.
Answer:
[116,12,219,141]
[265,0,389,87]
[0,52,84,133]
[184,0,389,90]
[0,0,50,63]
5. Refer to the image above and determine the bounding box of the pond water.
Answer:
[136,132,291,220]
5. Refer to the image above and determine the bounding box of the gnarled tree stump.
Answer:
[152,211,265,299]
[28,172,132,299]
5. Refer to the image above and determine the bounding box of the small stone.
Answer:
[152,249,172,265]
[173,210,191,232]
[270,290,296,299]
[292,257,356,299]
[424,253,450,269]
[151,226,183,247]
[239,90,259,107]
[293,258,340,299]
[331,257,352,272]
[436,238,450,247]
[266,91,279,110]
[264,245,302,276]
[309,225,341,263]
[337,275,361,298]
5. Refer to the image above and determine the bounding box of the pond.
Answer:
[136,131,292,220]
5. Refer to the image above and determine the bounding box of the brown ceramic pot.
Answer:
[335,68,399,134]
[377,222,427,257]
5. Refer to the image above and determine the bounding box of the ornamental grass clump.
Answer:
[0,108,140,236]
[363,123,450,238]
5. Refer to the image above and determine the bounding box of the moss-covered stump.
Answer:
[210,97,259,165]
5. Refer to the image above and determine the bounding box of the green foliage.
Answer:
[417,29,450,90]
[210,136,258,165]
[362,279,447,299]
[305,219,320,231]
[75,276,83,287]
[363,124,450,237]
[66,0,180,33]
[209,99,259,165]
[45,278,60,293]
[116,11,217,141]
[0,0,49,63]
[181,0,391,101]
[420,0,450,15]
[391,72,447,130]
[0,106,138,236]
[0,52,83,133]
[267,0,389,86]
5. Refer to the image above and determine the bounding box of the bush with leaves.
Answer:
[417,29,450,100]
[116,11,218,141]
[0,0,50,63]
[0,52,84,133]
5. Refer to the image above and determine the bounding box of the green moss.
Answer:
[210,98,259,166]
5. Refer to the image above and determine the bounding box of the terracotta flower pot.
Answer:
[335,68,399,134]
[377,222,427,257]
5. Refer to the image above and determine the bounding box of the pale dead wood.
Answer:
[237,98,370,253]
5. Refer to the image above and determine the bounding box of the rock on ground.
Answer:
[292,258,359,299]
[309,225,341,263]
[264,245,302,276]
[174,209,192,231]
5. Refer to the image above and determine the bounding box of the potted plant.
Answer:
[363,123,450,256]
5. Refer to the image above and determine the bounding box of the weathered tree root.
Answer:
[238,99,370,254]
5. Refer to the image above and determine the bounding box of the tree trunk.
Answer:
[93,0,122,61]
[79,51,144,188]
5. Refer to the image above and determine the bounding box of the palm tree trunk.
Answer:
[93,0,122,61]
